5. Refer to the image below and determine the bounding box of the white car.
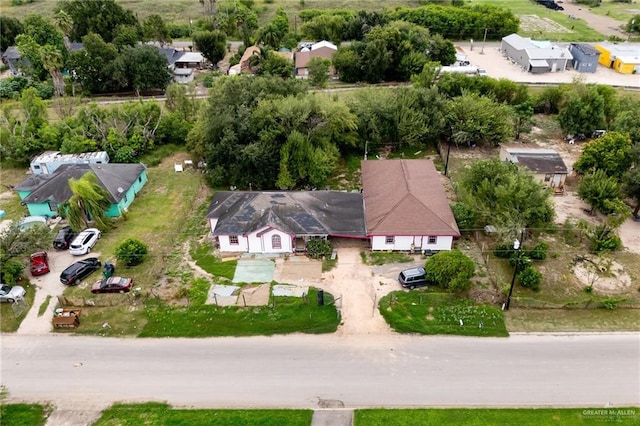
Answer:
[69,228,101,256]
[0,284,26,303]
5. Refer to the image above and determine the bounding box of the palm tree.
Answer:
[60,172,112,232]
[41,45,65,97]
[54,9,73,50]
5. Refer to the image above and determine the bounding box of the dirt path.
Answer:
[320,247,394,335]
[560,1,629,39]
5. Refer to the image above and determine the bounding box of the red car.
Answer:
[30,251,50,276]
[91,277,134,294]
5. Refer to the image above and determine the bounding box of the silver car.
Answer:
[0,284,26,303]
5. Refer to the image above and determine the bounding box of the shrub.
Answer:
[599,297,627,310]
[1,260,24,284]
[202,75,214,88]
[424,249,475,292]
[588,225,622,253]
[493,242,513,259]
[306,239,332,259]
[115,238,149,266]
[517,266,542,291]
[451,203,476,233]
[528,242,548,260]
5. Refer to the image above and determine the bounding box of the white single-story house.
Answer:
[206,191,366,254]
[499,145,569,194]
[361,159,460,253]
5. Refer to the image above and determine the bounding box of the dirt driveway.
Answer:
[17,250,103,335]
[560,1,629,39]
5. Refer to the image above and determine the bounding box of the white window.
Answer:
[272,234,281,249]
[428,236,437,244]
[385,236,394,244]
[229,235,239,245]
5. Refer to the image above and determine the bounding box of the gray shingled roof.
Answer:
[206,191,366,237]
[18,163,146,205]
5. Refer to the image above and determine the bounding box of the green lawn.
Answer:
[139,287,339,337]
[365,251,414,265]
[354,408,640,426]
[0,403,50,426]
[93,402,312,426]
[379,291,508,337]
[190,242,237,280]
[0,280,35,333]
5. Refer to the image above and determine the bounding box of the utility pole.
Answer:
[364,141,369,161]
[480,28,488,54]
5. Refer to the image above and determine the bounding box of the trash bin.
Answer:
[317,289,324,306]
[103,262,115,279]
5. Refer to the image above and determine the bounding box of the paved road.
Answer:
[1,334,638,410]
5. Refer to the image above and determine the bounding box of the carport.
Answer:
[528,59,550,73]
[232,257,275,283]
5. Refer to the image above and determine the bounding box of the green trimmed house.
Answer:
[15,163,148,218]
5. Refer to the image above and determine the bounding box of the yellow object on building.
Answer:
[613,56,640,74]
[595,43,640,73]
[595,44,613,67]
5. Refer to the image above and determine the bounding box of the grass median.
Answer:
[355,407,639,425]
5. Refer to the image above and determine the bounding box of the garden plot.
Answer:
[519,15,572,33]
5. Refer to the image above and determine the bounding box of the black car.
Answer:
[60,258,101,286]
[53,226,76,250]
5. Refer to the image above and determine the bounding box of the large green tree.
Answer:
[0,17,24,52]
[0,222,52,266]
[307,57,331,88]
[66,32,118,94]
[577,169,627,215]
[572,132,633,179]
[557,84,605,135]
[192,30,227,68]
[445,92,513,147]
[143,14,171,45]
[110,45,172,95]
[60,172,112,231]
[456,159,555,230]
[60,0,139,43]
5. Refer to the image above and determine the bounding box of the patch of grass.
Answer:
[354,407,640,426]
[138,144,184,167]
[37,295,51,317]
[0,403,50,426]
[387,145,437,160]
[379,291,508,337]
[139,287,339,337]
[0,164,29,220]
[94,402,313,426]
[190,243,237,279]
[365,251,414,265]
[322,257,338,272]
[0,280,35,332]
[506,308,640,332]
[326,151,363,190]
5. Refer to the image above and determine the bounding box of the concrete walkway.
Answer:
[312,409,353,426]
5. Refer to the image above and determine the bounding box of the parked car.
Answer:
[91,276,134,294]
[60,258,102,285]
[69,228,101,256]
[19,216,47,231]
[0,284,26,303]
[30,251,50,276]
[53,226,76,250]
[398,267,431,289]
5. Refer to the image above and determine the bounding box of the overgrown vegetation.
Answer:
[379,291,508,337]
[0,403,50,426]
[140,287,339,337]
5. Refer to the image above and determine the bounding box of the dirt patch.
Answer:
[560,1,628,39]
[573,260,633,293]
[519,15,572,33]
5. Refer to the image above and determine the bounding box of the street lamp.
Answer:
[504,231,524,311]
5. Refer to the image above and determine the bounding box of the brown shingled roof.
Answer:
[361,159,460,237]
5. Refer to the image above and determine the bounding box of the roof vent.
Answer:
[117,187,124,194]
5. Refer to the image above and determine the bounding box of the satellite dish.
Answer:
[117,187,124,194]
